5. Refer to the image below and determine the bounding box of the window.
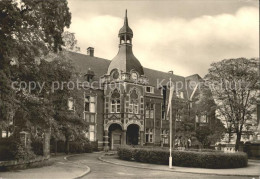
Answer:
[145,103,154,119]
[134,103,139,114]
[68,97,75,111]
[85,96,96,113]
[200,115,208,123]
[111,89,121,113]
[145,128,153,143]
[111,99,120,113]
[88,125,95,141]
[145,86,154,94]
[180,92,184,99]
[176,113,182,121]
[129,102,139,114]
[161,129,169,144]
[196,115,208,123]
[196,115,199,123]
[129,89,139,114]
[176,91,184,99]
[86,75,93,82]
[1,131,7,138]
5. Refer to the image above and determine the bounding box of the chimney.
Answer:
[87,47,94,57]
[168,70,173,74]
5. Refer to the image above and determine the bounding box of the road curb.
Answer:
[98,154,259,177]
[64,154,91,179]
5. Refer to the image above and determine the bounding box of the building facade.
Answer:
[66,11,205,150]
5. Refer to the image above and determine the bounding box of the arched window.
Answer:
[111,89,120,113]
[129,89,139,114]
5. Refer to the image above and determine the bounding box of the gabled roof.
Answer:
[66,51,110,80]
[66,51,196,97]
[185,74,204,100]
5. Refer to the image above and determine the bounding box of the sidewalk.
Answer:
[0,154,90,179]
[99,154,260,177]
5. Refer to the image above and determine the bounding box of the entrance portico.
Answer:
[105,122,144,150]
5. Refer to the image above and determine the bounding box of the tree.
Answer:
[195,126,211,147]
[0,0,74,157]
[174,99,195,148]
[205,58,259,150]
[193,84,226,146]
[62,31,81,52]
[0,0,71,127]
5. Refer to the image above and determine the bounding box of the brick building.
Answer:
[66,11,205,150]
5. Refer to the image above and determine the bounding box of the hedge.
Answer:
[117,147,248,169]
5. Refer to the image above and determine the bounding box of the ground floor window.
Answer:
[161,129,169,144]
[88,125,95,141]
[145,128,153,143]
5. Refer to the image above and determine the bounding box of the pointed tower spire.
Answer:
[118,9,133,38]
[107,10,144,76]
[124,9,128,25]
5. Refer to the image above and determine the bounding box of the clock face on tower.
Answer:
[131,72,138,80]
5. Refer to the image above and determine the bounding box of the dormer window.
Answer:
[145,86,154,94]
[85,68,95,82]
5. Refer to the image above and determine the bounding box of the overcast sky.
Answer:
[67,0,259,77]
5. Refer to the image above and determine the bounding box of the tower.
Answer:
[107,10,144,81]
[103,10,145,150]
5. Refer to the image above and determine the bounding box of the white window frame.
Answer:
[200,115,208,123]
[161,129,169,144]
[180,92,184,99]
[111,99,120,113]
[68,97,75,111]
[176,113,182,121]
[145,128,153,143]
[130,101,139,114]
[145,103,154,119]
[84,95,96,113]
[88,125,95,141]
[145,86,154,94]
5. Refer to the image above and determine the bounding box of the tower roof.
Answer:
[107,45,144,75]
[107,10,144,76]
[118,10,133,37]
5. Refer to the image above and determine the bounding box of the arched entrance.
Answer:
[108,123,122,150]
[126,124,139,145]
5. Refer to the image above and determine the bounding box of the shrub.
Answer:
[0,137,36,161]
[0,138,14,161]
[117,146,135,160]
[52,138,93,154]
[117,147,248,169]
[69,140,92,153]
[185,148,223,153]
[9,138,36,161]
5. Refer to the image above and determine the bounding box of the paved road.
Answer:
[68,152,253,179]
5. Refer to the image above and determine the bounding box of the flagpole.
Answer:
[169,78,172,169]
